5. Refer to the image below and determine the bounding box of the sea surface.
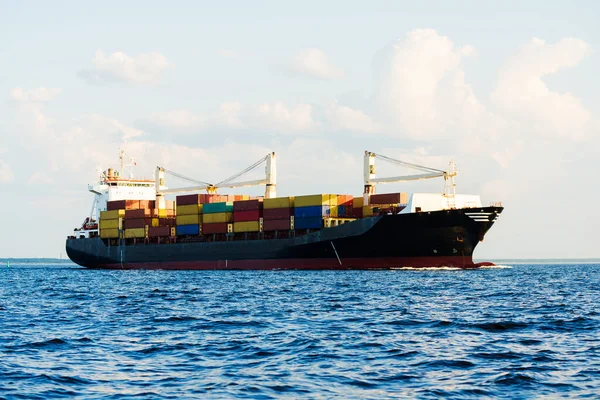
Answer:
[1,263,599,399]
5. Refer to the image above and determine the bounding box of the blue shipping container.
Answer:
[203,202,234,214]
[176,224,200,236]
[295,216,323,229]
[294,205,330,218]
[337,205,347,217]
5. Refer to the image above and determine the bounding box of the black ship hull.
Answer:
[66,207,503,270]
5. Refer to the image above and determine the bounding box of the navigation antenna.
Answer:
[119,148,137,179]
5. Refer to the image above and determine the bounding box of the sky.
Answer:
[1,0,599,259]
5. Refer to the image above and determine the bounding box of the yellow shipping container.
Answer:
[353,197,364,208]
[100,228,120,239]
[100,209,125,220]
[263,196,295,209]
[156,209,168,218]
[124,228,146,238]
[233,221,260,233]
[329,194,338,207]
[100,218,122,230]
[295,194,330,207]
[176,204,203,216]
[177,214,201,225]
[363,205,376,217]
[203,212,233,224]
[151,218,159,227]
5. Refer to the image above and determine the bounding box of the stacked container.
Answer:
[202,202,234,234]
[293,194,334,230]
[363,192,408,217]
[99,209,124,239]
[263,196,295,231]
[233,199,263,233]
[352,197,364,218]
[336,195,353,218]
[123,208,151,238]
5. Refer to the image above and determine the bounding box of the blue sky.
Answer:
[1,1,599,258]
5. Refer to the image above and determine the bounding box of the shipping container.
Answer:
[330,205,338,217]
[176,214,201,225]
[352,197,364,209]
[233,210,261,222]
[100,228,120,239]
[160,217,175,226]
[294,194,330,208]
[124,228,146,239]
[263,219,291,231]
[233,221,260,233]
[337,195,353,208]
[203,212,233,224]
[337,205,347,217]
[263,196,295,209]
[329,194,338,207]
[263,207,293,220]
[294,206,330,218]
[151,218,159,227]
[176,224,200,236]
[294,217,323,230]
[203,222,229,234]
[176,204,203,216]
[203,202,234,214]
[99,218,122,230]
[176,194,225,206]
[353,207,363,218]
[370,192,408,205]
[233,199,263,212]
[100,209,125,220]
[152,209,175,218]
[148,226,171,238]
[124,218,151,229]
[125,208,151,219]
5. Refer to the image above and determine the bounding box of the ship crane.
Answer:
[363,151,458,207]
[154,152,277,209]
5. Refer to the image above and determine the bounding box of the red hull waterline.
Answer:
[88,257,495,270]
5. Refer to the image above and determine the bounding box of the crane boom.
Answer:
[154,152,277,205]
[363,151,457,206]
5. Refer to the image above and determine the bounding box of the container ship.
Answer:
[66,149,503,269]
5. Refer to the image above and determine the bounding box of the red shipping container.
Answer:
[353,208,363,218]
[107,200,126,210]
[233,210,261,222]
[148,226,170,238]
[176,194,202,206]
[203,222,228,234]
[125,209,151,219]
[263,208,293,220]
[233,199,263,212]
[159,218,175,226]
[370,193,405,205]
[123,218,151,229]
[263,219,291,231]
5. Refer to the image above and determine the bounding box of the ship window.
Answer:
[415,207,422,212]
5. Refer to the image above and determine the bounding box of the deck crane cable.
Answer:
[162,168,213,186]
[370,152,445,174]
[216,154,269,186]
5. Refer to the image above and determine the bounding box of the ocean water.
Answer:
[1,263,599,399]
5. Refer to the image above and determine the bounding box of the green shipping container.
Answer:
[203,202,234,214]
[295,194,331,207]
[263,196,295,209]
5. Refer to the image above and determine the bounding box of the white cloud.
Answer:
[289,48,344,80]
[374,29,485,139]
[491,37,593,140]
[10,87,62,102]
[326,102,379,133]
[79,50,171,84]
[28,171,53,184]
[255,102,316,132]
[0,160,13,183]
[216,49,239,59]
